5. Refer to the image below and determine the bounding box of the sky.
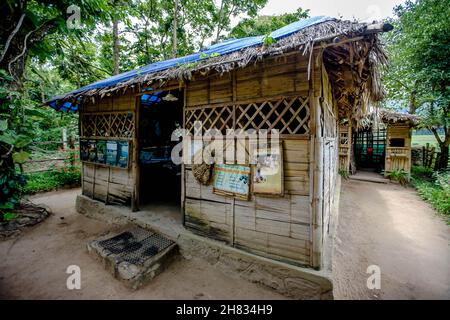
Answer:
[241,0,407,23]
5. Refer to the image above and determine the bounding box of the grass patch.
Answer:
[22,168,81,194]
[411,134,444,148]
[411,166,450,221]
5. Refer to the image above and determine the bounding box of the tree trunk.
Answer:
[436,143,449,171]
[112,18,119,75]
[409,90,416,114]
[431,127,449,171]
[172,0,178,58]
[215,0,224,43]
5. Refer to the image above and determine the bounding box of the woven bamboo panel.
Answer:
[185,105,233,133]
[80,112,135,138]
[236,96,309,134]
[185,96,309,135]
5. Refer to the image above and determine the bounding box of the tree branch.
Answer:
[0,13,26,64]
[8,19,55,80]
[429,126,443,145]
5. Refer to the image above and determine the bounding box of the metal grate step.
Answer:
[95,227,175,265]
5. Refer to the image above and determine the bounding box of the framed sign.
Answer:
[106,141,118,166]
[87,140,97,162]
[213,164,251,200]
[96,140,107,164]
[80,139,89,161]
[251,143,284,196]
[80,138,130,169]
[117,141,129,168]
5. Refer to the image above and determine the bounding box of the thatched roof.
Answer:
[46,16,392,117]
[356,108,420,129]
[379,109,420,125]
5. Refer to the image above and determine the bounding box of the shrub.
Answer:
[385,169,409,187]
[338,169,349,179]
[411,166,434,179]
[412,168,450,219]
[22,166,80,194]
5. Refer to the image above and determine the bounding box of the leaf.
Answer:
[14,134,33,148]
[0,132,15,145]
[0,202,14,210]
[3,212,16,221]
[12,151,30,164]
[25,108,45,118]
[0,119,7,131]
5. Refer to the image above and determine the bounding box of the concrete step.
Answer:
[87,227,178,290]
[349,174,390,184]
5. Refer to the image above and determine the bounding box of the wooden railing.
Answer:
[385,146,411,173]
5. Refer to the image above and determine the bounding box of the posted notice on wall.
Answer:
[213,164,251,200]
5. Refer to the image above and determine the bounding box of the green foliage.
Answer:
[22,168,81,194]
[199,52,221,59]
[212,0,268,42]
[382,0,450,169]
[262,33,275,47]
[338,169,349,180]
[3,212,17,221]
[411,165,434,179]
[385,169,409,187]
[229,7,309,38]
[0,167,26,211]
[412,168,450,218]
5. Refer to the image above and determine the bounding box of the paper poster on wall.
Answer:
[213,164,250,200]
[251,143,284,195]
[106,141,118,166]
[96,140,107,164]
[87,140,97,162]
[117,141,129,168]
[80,139,89,161]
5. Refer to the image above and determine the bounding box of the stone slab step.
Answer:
[349,174,389,184]
[87,227,178,290]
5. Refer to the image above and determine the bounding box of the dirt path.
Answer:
[0,189,286,300]
[333,179,450,300]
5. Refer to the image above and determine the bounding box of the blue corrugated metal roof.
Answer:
[48,16,332,112]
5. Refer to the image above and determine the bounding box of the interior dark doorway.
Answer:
[353,127,386,172]
[138,89,183,207]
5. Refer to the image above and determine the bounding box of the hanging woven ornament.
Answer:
[192,163,212,185]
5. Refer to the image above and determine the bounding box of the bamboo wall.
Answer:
[183,52,313,266]
[384,123,412,176]
[312,60,339,267]
[80,94,137,207]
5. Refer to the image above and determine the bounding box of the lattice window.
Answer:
[185,96,310,135]
[81,112,134,138]
[235,96,309,134]
[185,105,233,133]
[340,132,349,145]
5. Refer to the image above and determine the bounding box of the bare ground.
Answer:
[333,179,450,300]
[0,189,287,300]
[2,182,449,300]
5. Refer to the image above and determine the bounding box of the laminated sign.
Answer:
[106,141,118,166]
[213,164,251,200]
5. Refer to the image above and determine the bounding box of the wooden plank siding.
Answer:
[183,51,315,267]
[79,94,136,206]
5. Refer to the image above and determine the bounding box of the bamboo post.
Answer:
[131,98,140,212]
[181,82,187,226]
[69,134,75,167]
[62,128,67,150]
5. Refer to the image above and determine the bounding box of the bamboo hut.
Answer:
[46,16,392,271]
[339,109,419,177]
